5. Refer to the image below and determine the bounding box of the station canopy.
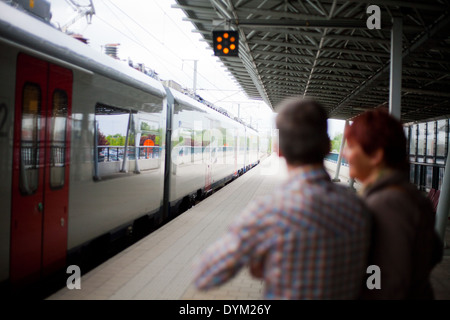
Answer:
[173,0,450,122]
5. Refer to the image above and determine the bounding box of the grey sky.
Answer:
[47,0,344,136]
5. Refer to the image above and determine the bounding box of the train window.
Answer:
[50,90,68,189]
[95,104,130,163]
[94,103,138,178]
[20,83,41,195]
[138,115,160,161]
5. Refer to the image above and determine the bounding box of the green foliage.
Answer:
[331,133,343,153]
[141,121,151,131]
[106,133,126,146]
[97,129,109,146]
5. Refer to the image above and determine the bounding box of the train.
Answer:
[0,2,269,290]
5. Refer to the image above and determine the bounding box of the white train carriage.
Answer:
[0,1,265,290]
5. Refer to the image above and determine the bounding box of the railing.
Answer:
[21,144,38,167]
[97,145,258,163]
[97,146,160,162]
[50,145,65,166]
[324,152,349,166]
[137,146,160,159]
[410,161,445,191]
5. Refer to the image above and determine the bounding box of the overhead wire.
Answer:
[105,0,239,101]
[95,15,183,83]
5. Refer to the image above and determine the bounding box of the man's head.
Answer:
[275,97,330,166]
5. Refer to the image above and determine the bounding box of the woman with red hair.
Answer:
[344,109,443,299]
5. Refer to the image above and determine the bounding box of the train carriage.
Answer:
[0,1,266,290]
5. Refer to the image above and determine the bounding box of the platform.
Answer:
[47,155,450,300]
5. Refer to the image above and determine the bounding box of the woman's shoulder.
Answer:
[364,171,426,207]
[364,180,434,227]
[364,184,414,211]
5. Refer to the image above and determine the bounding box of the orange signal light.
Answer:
[213,30,238,56]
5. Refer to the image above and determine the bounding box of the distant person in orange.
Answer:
[143,138,154,158]
[343,109,443,299]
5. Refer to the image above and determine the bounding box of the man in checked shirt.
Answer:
[193,97,372,299]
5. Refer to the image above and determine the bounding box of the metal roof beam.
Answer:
[404,66,450,75]
[262,73,364,83]
[248,39,317,50]
[257,59,379,74]
[171,4,213,14]
[334,0,448,12]
[235,18,368,28]
[330,11,450,116]
[234,6,325,20]
[402,87,450,98]
[263,76,357,88]
[257,64,375,75]
[325,34,391,45]
[321,47,391,58]
[252,49,315,59]
[182,17,213,24]
[252,48,390,61]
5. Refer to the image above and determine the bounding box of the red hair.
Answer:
[345,109,408,171]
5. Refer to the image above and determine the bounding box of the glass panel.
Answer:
[409,124,417,157]
[94,104,134,177]
[409,164,415,184]
[95,104,130,163]
[426,121,435,163]
[138,114,160,160]
[425,166,433,189]
[404,126,409,154]
[436,120,446,164]
[417,123,426,159]
[20,83,41,195]
[50,90,68,188]
[439,167,445,190]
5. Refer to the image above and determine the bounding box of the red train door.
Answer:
[10,53,72,285]
[42,63,72,277]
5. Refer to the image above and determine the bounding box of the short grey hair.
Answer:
[275,97,330,165]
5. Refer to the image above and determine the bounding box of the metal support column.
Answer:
[436,156,450,242]
[134,120,141,174]
[163,88,174,223]
[389,17,403,120]
[193,60,198,95]
[349,177,355,191]
[332,120,348,182]
[121,110,132,172]
[94,120,100,180]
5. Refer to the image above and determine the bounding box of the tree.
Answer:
[97,129,109,146]
[331,133,343,153]
[141,122,151,131]
[106,133,126,146]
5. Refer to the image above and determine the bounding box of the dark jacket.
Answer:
[360,170,443,300]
